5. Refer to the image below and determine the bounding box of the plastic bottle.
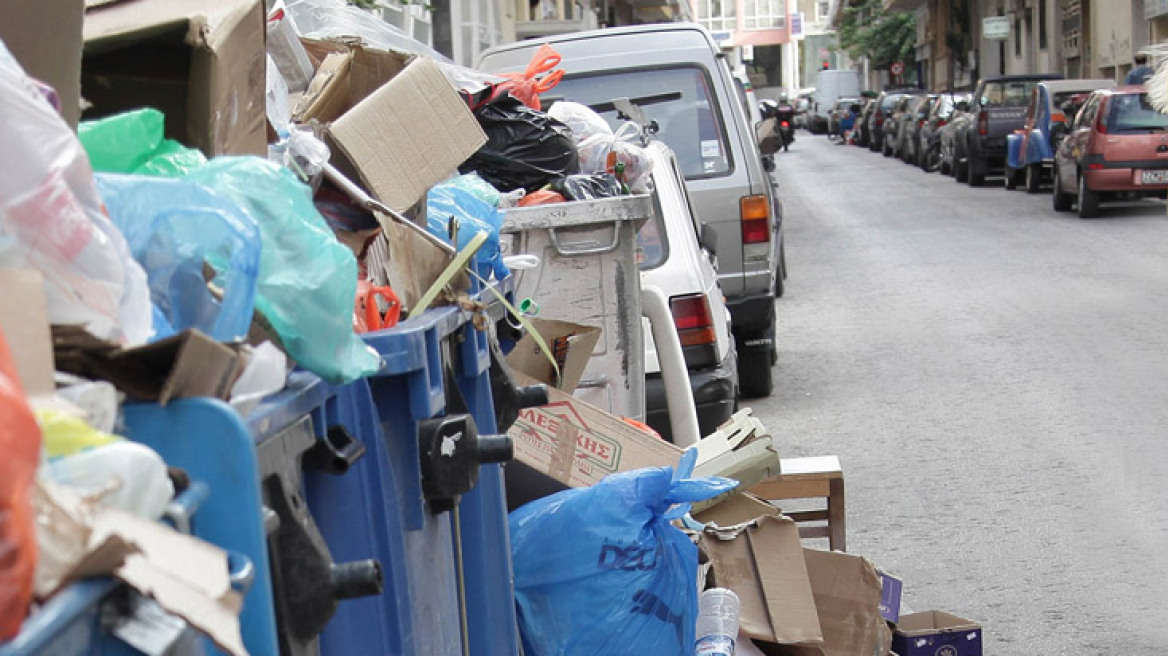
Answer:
[694,588,741,656]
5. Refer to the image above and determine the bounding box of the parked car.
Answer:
[868,89,925,153]
[639,141,737,440]
[1004,79,1116,192]
[953,73,1064,186]
[944,98,976,178]
[882,95,918,157]
[918,93,966,172]
[856,98,877,147]
[1051,85,1168,218]
[481,24,785,397]
[899,94,936,164]
[828,97,862,139]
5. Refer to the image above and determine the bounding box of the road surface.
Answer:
[752,134,1168,654]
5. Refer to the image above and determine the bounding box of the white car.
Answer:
[639,141,738,442]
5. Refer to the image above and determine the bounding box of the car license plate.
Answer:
[1140,170,1168,184]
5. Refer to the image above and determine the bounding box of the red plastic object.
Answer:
[491,44,565,110]
[0,327,41,640]
[519,190,567,206]
[354,280,402,333]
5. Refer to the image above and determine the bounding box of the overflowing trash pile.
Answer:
[0,1,982,655]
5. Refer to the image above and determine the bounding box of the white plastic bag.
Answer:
[0,41,152,344]
[576,122,654,192]
[44,441,175,520]
[230,342,289,415]
[548,101,612,144]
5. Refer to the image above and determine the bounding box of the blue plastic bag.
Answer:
[509,451,735,656]
[185,158,379,383]
[95,174,261,343]
[426,183,509,281]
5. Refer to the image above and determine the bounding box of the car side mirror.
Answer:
[700,222,718,255]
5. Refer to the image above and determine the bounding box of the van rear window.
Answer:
[1106,93,1168,132]
[980,80,1038,107]
[546,67,731,179]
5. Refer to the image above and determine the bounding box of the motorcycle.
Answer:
[760,100,795,152]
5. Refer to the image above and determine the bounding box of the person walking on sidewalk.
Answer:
[1126,53,1154,85]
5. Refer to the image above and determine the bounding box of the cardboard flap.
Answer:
[694,493,779,532]
[802,548,888,656]
[505,317,601,393]
[329,56,487,212]
[701,515,822,645]
[896,610,981,635]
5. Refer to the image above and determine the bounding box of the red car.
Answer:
[1052,85,1168,218]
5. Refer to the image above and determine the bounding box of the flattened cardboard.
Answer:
[802,548,891,656]
[327,55,487,212]
[505,318,601,394]
[506,381,682,506]
[83,0,267,156]
[699,514,823,646]
[892,611,982,656]
[53,327,243,405]
[0,0,85,126]
[0,270,55,398]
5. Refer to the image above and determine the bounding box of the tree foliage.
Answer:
[836,0,916,70]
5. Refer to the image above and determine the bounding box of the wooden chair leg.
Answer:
[828,477,846,552]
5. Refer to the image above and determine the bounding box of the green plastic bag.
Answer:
[79,108,207,177]
[186,157,379,384]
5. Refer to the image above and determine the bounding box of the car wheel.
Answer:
[1004,166,1018,190]
[954,156,968,182]
[1025,164,1042,193]
[738,342,774,398]
[1077,174,1100,218]
[1052,165,1072,211]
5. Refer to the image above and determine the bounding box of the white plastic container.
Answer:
[695,587,741,656]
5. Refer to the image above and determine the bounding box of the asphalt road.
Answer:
[751,133,1168,654]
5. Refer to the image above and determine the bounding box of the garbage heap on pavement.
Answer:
[0,1,981,655]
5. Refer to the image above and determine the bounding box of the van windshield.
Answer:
[1106,93,1168,132]
[546,67,731,179]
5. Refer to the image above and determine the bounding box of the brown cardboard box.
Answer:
[697,497,824,648]
[0,0,86,126]
[294,42,487,213]
[83,0,268,157]
[506,383,683,506]
[800,548,892,656]
[505,318,601,394]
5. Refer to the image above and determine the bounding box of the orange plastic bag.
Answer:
[518,190,567,207]
[492,44,564,110]
[0,328,42,640]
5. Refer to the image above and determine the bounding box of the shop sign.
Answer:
[983,16,1010,40]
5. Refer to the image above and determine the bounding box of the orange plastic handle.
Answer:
[363,285,401,332]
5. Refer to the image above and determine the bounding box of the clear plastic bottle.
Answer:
[694,588,741,656]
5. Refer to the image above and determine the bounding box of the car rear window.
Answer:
[980,80,1038,107]
[1105,93,1168,132]
[880,94,901,110]
[546,66,731,179]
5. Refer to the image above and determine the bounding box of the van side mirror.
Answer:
[756,119,781,156]
[700,223,718,255]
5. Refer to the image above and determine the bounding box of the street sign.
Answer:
[983,16,1010,40]
[890,61,904,75]
[791,12,804,39]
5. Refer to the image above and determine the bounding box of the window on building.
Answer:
[1014,17,1021,57]
[816,0,830,20]
[1039,0,1048,50]
[695,0,736,32]
[743,0,786,29]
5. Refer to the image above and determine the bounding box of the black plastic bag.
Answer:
[460,91,579,192]
[551,172,623,201]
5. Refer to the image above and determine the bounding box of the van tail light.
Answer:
[1087,162,1104,170]
[1051,111,1066,124]
[781,120,790,127]
[978,111,988,136]
[740,195,770,244]
[670,294,717,347]
[1096,98,1109,134]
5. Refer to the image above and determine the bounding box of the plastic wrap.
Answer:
[0,42,152,345]
[577,121,653,192]
[510,452,735,656]
[548,101,612,144]
[78,108,208,178]
[186,158,380,383]
[285,0,449,61]
[95,174,262,343]
[426,183,510,281]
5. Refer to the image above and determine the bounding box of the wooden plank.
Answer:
[779,455,842,478]
[749,479,831,500]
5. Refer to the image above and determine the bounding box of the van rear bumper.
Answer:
[645,352,737,442]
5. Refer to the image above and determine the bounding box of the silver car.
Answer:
[480,24,785,397]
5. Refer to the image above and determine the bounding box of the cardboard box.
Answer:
[295,42,487,212]
[83,0,268,157]
[506,383,683,506]
[697,496,823,647]
[0,0,85,126]
[505,318,601,394]
[879,570,903,623]
[892,611,983,656]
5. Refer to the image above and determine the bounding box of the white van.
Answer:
[811,70,861,133]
